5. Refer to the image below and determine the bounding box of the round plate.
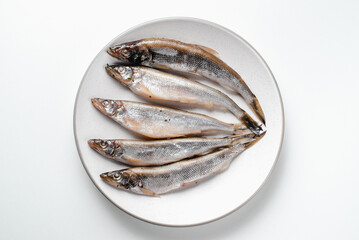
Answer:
[74,17,284,226]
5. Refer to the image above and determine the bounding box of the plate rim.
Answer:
[73,16,285,227]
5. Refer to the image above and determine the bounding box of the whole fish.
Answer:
[100,136,262,196]
[105,65,262,133]
[91,99,256,138]
[107,38,266,124]
[88,136,247,166]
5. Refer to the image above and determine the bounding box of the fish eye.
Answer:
[103,100,117,115]
[100,140,108,148]
[102,100,109,107]
[113,172,121,180]
[118,66,125,72]
[121,48,130,57]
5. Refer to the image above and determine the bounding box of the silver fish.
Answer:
[88,136,246,166]
[105,65,262,134]
[91,99,255,138]
[100,136,262,196]
[107,38,266,124]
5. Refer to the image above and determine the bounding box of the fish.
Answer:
[107,38,266,124]
[88,136,247,166]
[91,98,259,138]
[105,65,262,133]
[100,135,263,196]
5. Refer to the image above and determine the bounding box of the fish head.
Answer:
[91,98,125,118]
[105,65,134,86]
[100,170,141,191]
[88,139,123,159]
[107,41,151,65]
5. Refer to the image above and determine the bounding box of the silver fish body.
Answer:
[88,136,240,166]
[105,66,262,134]
[91,99,253,138]
[100,137,261,196]
[107,38,266,124]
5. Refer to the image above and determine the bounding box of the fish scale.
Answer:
[91,99,253,138]
[88,137,239,166]
[105,66,264,135]
[99,137,263,196]
[107,38,266,124]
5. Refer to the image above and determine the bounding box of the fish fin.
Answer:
[136,85,154,99]
[201,102,214,108]
[122,157,146,165]
[181,180,200,188]
[123,118,142,129]
[179,97,195,103]
[228,133,256,141]
[153,64,173,70]
[141,188,160,197]
[234,122,247,130]
[175,97,214,108]
[195,44,220,57]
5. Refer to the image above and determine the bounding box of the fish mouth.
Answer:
[107,47,119,58]
[100,172,115,186]
[91,98,105,113]
[107,47,128,62]
[88,139,103,153]
[88,139,97,149]
[105,65,120,78]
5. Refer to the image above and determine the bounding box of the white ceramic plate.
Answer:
[74,17,284,226]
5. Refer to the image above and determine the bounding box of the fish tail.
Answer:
[232,130,266,150]
[238,112,266,136]
[233,123,253,136]
[251,97,266,125]
[227,133,256,141]
[232,78,266,125]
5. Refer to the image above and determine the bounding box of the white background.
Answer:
[1,0,358,239]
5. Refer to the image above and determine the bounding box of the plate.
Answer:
[74,17,284,226]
